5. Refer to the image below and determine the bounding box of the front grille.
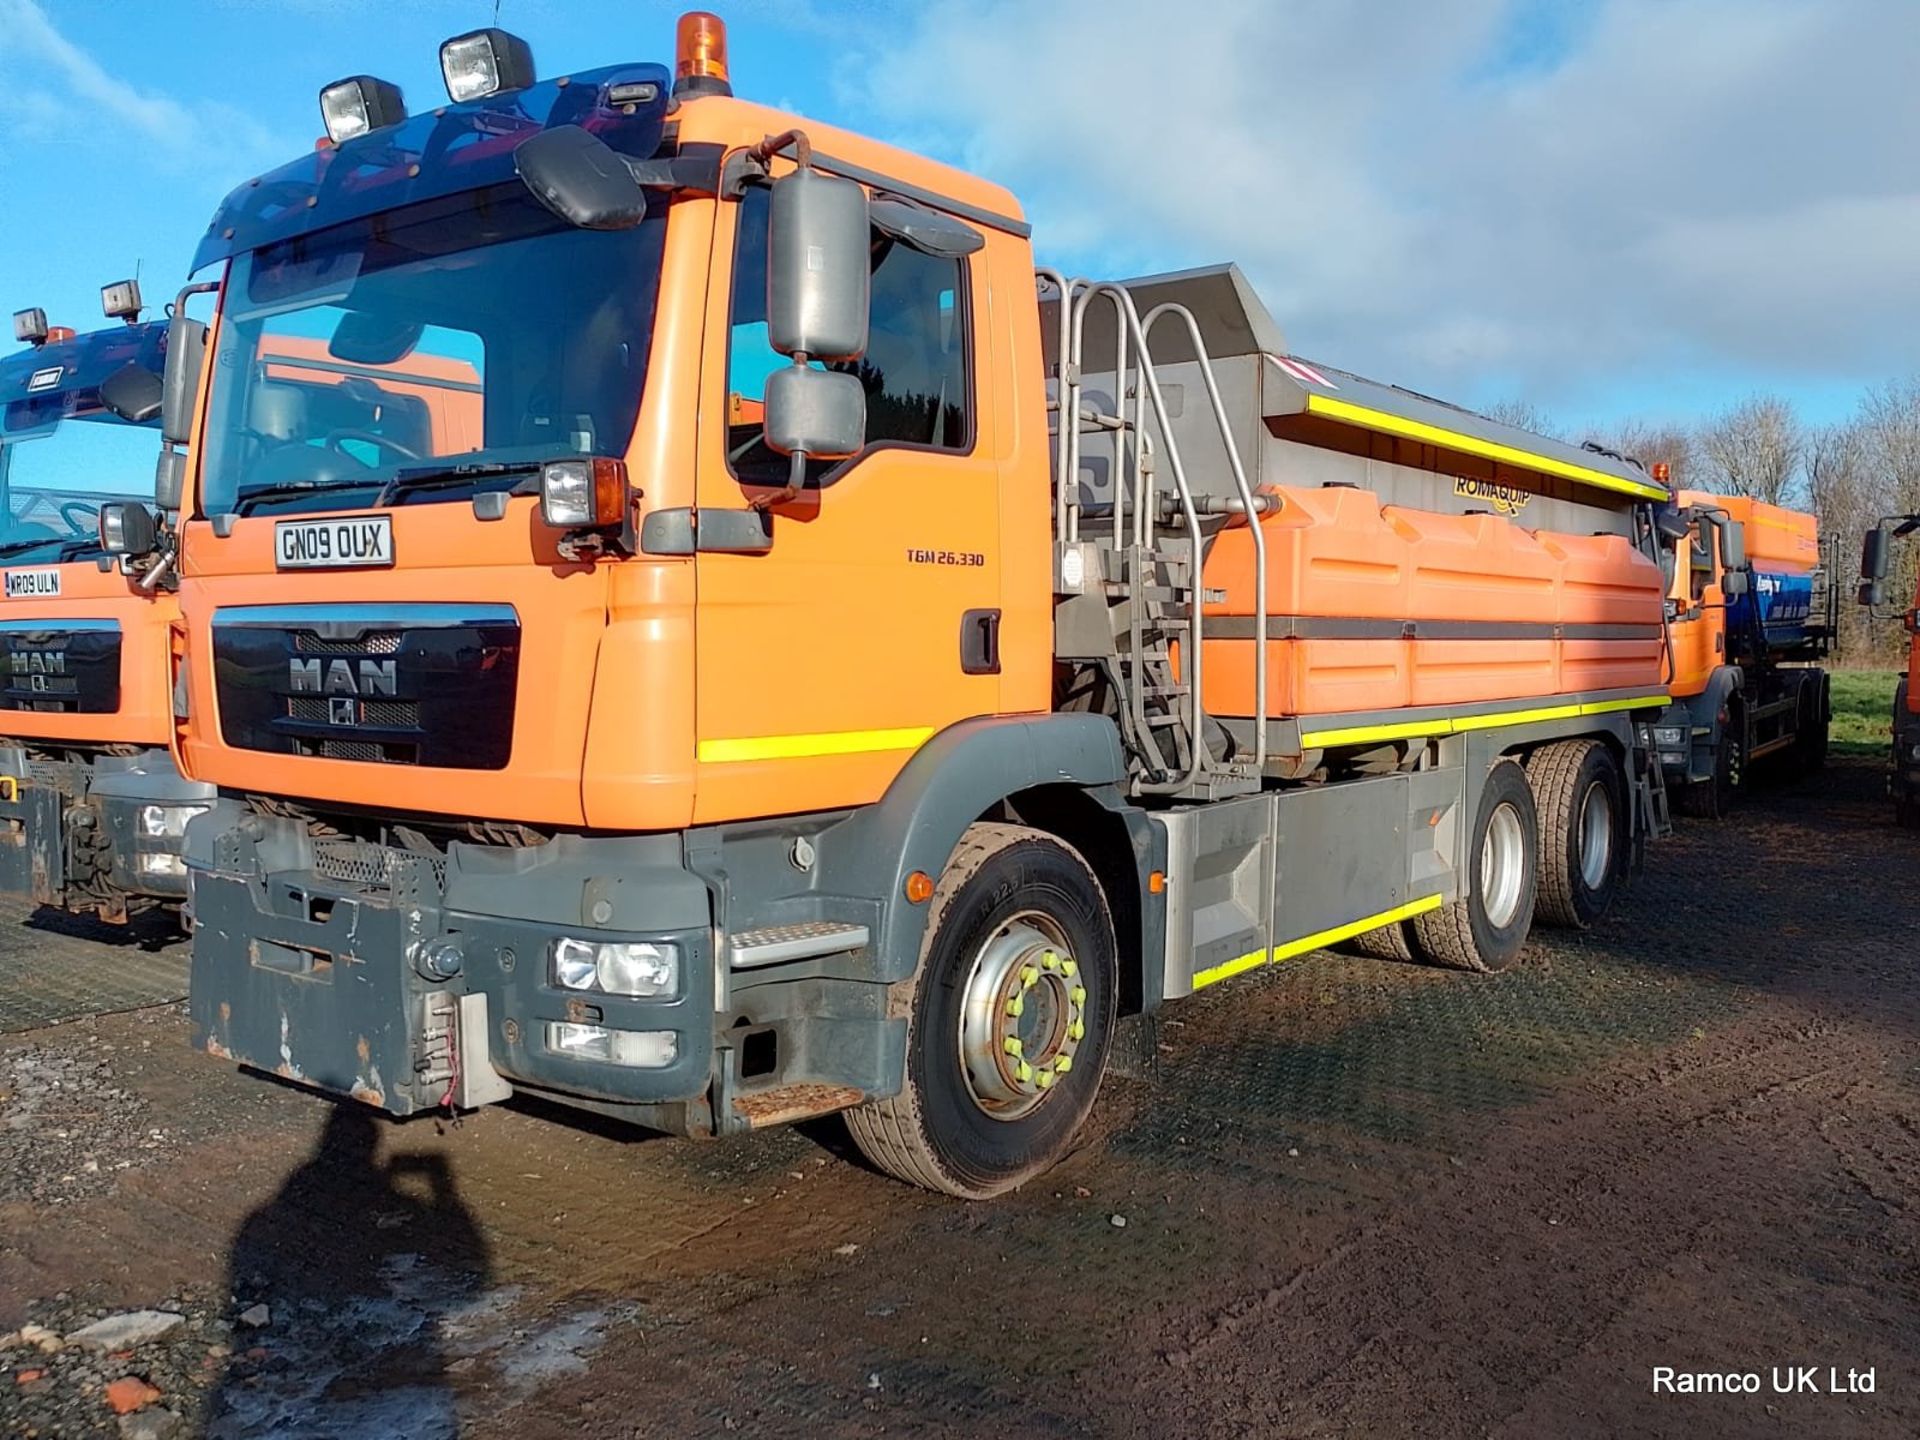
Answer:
[295,632,401,655]
[214,608,518,770]
[311,838,447,890]
[320,739,388,763]
[286,697,422,727]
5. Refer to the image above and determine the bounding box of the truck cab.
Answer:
[0,299,215,920]
[1858,515,1920,826]
[1652,491,1833,817]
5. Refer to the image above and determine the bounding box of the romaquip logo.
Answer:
[1453,476,1533,515]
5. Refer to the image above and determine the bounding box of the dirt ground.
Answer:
[1,758,1914,1438]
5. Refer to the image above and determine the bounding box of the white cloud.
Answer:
[837,0,1920,417]
[0,0,285,182]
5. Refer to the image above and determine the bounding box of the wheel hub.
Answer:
[957,916,1088,1121]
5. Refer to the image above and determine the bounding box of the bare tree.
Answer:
[1597,420,1697,491]
[1483,398,1560,440]
[1697,395,1804,505]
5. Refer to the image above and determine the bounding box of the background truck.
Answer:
[107,12,1677,1197]
[1651,491,1834,817]
[0,289,214,921]
[1858,515,1920,827]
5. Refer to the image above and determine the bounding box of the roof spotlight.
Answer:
[439,28,536,103]
[12,308,49,346]
[318,75,407,145]
[101,279,144,323]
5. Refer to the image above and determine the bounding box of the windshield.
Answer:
[0,408,159,564]
[199,181,669,518]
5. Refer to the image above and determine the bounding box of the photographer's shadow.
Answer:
[209,1104,494,1439]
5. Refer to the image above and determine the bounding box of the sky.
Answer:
[0,0,1915,442]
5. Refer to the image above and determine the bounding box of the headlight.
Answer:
[539,457,628,530]
[550,937,678,998]
[439,27,536,103]
[545,1022,677,1069]
[318,75,407,145]
[1652,726,1686,746]
[138,803,209,839]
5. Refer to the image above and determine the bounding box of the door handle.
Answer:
[960,609,1001,675]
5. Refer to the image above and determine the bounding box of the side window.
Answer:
[726,185,971,487]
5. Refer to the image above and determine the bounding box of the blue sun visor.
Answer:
[192,63,672,272]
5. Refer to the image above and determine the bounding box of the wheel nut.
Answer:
[1068,1020,1084,1041]
[1005,996,1024,1018]
[1003,1036,1022,1055]
[1055,1056,1072,1074]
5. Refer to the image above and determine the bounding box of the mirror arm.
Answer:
[620,152,722,196]
[749,128,814,169]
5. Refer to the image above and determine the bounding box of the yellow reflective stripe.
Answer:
[1296,716,1447,748]
[1192,893,1445,990]
[1303,394,1669,501]
[697,725,934,764]
[1450,701,1583,733]
[1299,695,1670,749]
[1580,694,1669,716]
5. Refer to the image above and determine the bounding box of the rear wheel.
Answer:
[1525,740,1626,929]
[845,823,1117,1198]
[1411,759,1538,973]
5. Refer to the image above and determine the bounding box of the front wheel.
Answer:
[845,823,1117,1198]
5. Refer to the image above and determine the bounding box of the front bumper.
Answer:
[1651,701,1713,785]
[185,805,716,1119]
[1893,702,1920,803]
[0,747,212,913]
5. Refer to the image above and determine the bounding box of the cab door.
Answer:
[691,182,1003,824]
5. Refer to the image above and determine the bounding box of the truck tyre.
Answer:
[1411,759,1538,973]
[1795,677,1829,774]
[1524,740,1625,930]
[1676,709,1740,820]
[845,823,1117,1199]
[1347,921,1415,963]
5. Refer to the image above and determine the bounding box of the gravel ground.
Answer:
[0,757,1914,1438]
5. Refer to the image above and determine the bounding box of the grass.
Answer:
[1828,668,1900,755]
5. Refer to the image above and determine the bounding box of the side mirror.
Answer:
[767,167,869,362]
[159,316,208,447]
[1720,567,1749,600]
[765,366,865,462]
[1652,503,1692,542]
[97,363,163,425]
[1862,525,1891,582]
[1860,579,1887,608]
[514,125,647,231]
[1716,516,1747,571]
[154,450,187,513]
[98,501,158,558]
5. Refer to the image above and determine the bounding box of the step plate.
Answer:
[728,920,871,969]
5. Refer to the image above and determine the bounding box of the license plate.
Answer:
[4,569,60,598]
[275,515,394,570]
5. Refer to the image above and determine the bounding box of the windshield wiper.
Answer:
[232,479,380,516]
[0,537,69,560]
[375,460,542,508]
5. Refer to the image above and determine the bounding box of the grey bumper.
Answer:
[185,806,716,1118]
[0,747,210,909]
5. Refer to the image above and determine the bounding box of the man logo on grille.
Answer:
[329,697,357,726]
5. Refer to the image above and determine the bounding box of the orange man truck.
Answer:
[1858,515,1920,827]
[0,291,216,921]
[1650,492,1833,817]
[105,14,1677,1196]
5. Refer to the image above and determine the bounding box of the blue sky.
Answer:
[1,0,1915,442]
